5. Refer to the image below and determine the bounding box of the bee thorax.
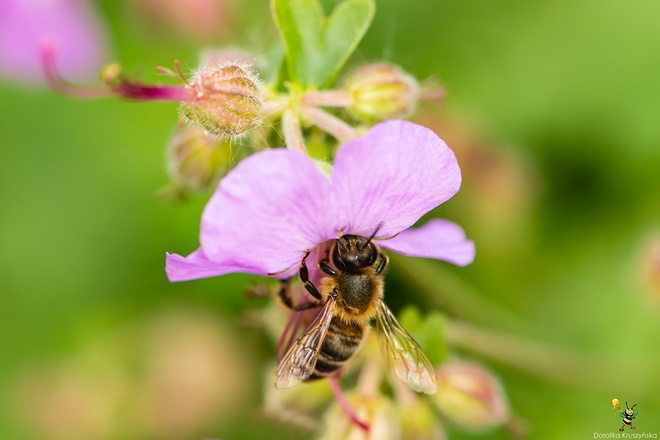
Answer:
[337,274,379,315]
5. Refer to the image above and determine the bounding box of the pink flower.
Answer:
[166,120,475,281]
[0,0,108,84]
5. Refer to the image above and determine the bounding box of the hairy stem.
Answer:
[300,106,356,144]
[281,109,306,153]
[302,90,353,107]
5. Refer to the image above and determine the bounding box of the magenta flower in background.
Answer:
[0,0,108,84]
[166,120,475,282]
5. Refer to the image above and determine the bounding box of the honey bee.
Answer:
[274,227,437,394]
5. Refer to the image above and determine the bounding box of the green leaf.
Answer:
[271,0,375,88]
[400,306,448,366]
[263,43,289,91]
[399,305,423,333]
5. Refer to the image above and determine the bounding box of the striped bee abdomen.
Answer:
[308,318,364,380]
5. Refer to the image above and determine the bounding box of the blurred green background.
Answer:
[2,0,660,439]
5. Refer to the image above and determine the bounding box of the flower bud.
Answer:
[342,63,419,122]
[164,126,232,194]
[398,401,446,440]
[262,364,332,431]
[638,234,660,304]
[180,62,263,137]
[199,48,257,70]
[320,393,400,440]
[131,0,232,42]
[431,361,509,431]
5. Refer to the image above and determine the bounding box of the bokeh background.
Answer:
[2,0,660,438]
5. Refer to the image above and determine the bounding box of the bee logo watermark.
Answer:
[593,434,657,439]
[612,399,639,432]
[591,399,656,439]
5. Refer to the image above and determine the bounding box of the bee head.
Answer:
[332,224,383,271]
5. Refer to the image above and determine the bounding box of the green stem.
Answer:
[390,254,523,331]
[446,319,654,394]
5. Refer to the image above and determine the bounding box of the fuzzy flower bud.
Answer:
[342,63,419,122]
[180,63,263,137]
[164,126,232,194]
[431,361,509,431]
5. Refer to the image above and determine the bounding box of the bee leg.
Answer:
[300,251,323,301]
[278,278,320,311]
[374,254,389,275]
[319,260,337,276]
[277,278,295,308]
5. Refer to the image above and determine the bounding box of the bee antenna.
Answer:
[626,402,629,409]
[360,222,384,251]
[631,403,637,409]
[336,237,349,254]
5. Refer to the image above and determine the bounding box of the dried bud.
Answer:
[342,63,419,122]
[431,361,509,431]
[180,63,263,137]
[164,126,232,194]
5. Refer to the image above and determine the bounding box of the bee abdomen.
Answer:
[307,318,364,381]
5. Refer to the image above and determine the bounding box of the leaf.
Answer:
[417,313,448,365]
[271,0,375,88]
[399,305,423,333]
[400,306,448,366]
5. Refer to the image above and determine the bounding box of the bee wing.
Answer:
[275,296,336,389]
[376,300,437,394]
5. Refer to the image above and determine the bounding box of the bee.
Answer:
[274,227,437,394]
[613,400,638,431]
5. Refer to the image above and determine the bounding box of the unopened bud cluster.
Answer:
[181,63,263,137]
[293,61,436,146]
[342,63,420,122]
[431,361,509,431]
[95,60,263,139]
[166,127,232,193]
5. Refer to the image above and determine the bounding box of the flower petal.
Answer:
[0,0,108,84]
[378,219,475,266]
[199,149,338,276]
[166,249,239,281]
[332,120,461,238]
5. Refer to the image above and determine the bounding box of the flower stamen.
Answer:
[101,64,198,102]
[41,37,111,99]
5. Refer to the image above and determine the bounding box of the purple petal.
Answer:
[166,249,239,282]
[332,120,461,239]
[166,247,301,281]
[198,149,338,277]
[0,0,108,84]
[378,219,475,266]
